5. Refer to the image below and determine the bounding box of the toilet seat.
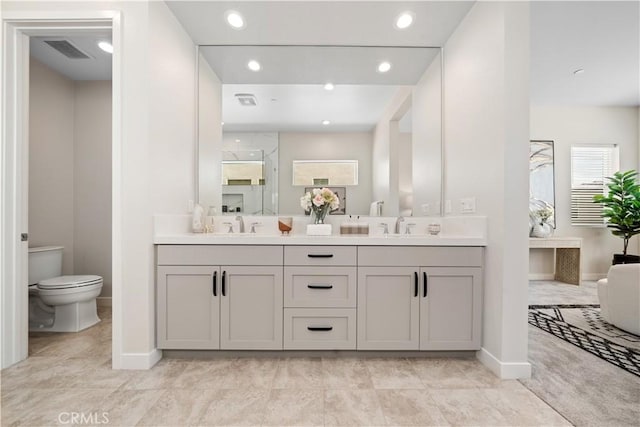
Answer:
[37,275,103,290]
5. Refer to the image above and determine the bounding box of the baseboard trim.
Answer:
[97,297,112,307]
[528,274,554,281]
[477,348,531,379]
[119,349,162,370]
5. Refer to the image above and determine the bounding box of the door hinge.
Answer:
[21,233,28,242]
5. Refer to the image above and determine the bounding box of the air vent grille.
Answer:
[44,40,90,59]
[235,93,257,107]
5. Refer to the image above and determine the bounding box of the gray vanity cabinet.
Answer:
[357,247,483,351]
[419,267,482,350]
[156,245,283,350]
[357,267,420,350]
[220,266,283,350]
[157,266,220,349]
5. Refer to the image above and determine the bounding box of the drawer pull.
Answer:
[307,254,334,258]
[414,272,418,297]
[308,284,333,289]
[423,272,428,297]
[222,271,226,296]
[212,271,217,296]
[307,326,333,332]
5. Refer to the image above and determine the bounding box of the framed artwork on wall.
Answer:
[530,140,556,228]
[303,187,347,215]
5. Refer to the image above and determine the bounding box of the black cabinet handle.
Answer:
[308,284,333,289]
[222,271,226,296]
[212,271,217,296]
[307,326,333,331]
[414,272,418,297]
[307,254,333,258]
[423,272,428,297]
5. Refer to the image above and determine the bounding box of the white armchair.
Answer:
[597,264,640,335]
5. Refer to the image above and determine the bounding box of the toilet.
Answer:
[28,246,103,332]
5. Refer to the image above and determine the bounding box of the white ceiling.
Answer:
[222,84,406,132]
[531,1,639,107]
[30,34,112,81]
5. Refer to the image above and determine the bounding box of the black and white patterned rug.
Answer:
[528,304,640,377]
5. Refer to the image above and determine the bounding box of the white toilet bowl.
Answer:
[28,247,103,333]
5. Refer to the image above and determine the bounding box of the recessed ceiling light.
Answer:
[249,152,255,156]
[394,11,415,30]
[573,68,585,75]
[221,122,225,126]
[97,41,113,54]
[377,61,392,73]
[225,10,245,29]
[247,60,261,72]
[235,139,241,143]
[324,83,335,91]
[322,120,331,125]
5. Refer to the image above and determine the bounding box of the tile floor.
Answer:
[1,306,572,427]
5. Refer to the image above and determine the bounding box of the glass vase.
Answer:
[312,205,330,224]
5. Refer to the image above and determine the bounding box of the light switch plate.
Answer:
[460,197,476,213]
[421,204,430,215]
[188,199,194,213]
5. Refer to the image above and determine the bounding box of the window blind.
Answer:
[570,145,619,226]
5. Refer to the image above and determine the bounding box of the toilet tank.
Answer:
[28,246,64,285]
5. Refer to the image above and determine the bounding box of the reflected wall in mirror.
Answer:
[197,45,442,216]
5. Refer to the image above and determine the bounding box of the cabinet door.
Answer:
[357,267,420,350]
[157,266,220,349]
[420,267,482,350]
[220,266,283,350]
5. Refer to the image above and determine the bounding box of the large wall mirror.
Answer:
[197,45,443,216]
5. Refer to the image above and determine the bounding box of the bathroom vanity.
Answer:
[154,224,486,353]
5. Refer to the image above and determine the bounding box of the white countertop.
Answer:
[154,233,487,246]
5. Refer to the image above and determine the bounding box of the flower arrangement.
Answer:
[534,205,554,224]
[300,187,340,224]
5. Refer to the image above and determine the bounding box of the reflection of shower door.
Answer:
[221,149,265,214]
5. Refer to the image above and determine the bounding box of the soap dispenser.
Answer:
[192,203,205,233]
[205,206,216,233]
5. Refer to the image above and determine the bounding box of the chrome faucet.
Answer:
[250,222,261,233]
[235,215,245,233]
[223,222,234,233]
[395,216,405,234]
[405,223,416,234]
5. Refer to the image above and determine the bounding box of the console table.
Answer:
[529,237,582,285]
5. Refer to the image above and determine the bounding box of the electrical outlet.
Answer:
[445,200,452,214]
[421,204,430,215]
[460,197,476,213]
[188,199,194,213]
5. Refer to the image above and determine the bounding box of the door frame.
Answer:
[1,10,122,368]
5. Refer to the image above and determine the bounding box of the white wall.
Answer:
[74,81,112,297]
[279,132,373,215]
[444,1,531,377]
[29,59,113,296]
[530,106,640,278]
[412,53,442,216]
[29,58,76,276]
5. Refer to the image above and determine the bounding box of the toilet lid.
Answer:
[37,275,103,290]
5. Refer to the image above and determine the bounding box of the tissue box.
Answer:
[306,224,332,236]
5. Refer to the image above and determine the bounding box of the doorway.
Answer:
[1,14,122,369]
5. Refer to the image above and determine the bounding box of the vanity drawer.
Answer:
[157,245,283,266]
[284,267,356,308]
[358,246,483,267]
[284,246,356,266]
[283,308,356,350]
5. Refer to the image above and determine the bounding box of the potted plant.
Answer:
[593,170,640,264]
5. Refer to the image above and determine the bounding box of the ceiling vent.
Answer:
[235,93,258,107]
[44,40,90,59]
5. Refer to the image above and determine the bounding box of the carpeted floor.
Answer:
[522,281,640,427]
[529,304,640,377]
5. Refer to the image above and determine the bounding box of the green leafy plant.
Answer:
[593,170,640,256]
